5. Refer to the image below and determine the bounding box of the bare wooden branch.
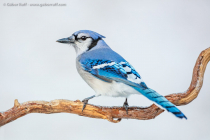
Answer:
[165,47,210,105]
[0,100,164,126]
[0,47,209,127]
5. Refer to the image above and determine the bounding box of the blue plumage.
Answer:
[57,30,187,119]
[133,87,187,119]
[73,30,105,40]
[81,59,128,80]
[120,61,141,78]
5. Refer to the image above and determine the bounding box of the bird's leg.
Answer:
[123,98,129,115]
[82,95,96,112]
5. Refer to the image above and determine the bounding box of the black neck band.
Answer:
[87,38,101,51]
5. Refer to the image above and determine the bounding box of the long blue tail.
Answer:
[133,87,187,119]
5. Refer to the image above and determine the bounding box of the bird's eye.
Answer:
[81,36,87,41]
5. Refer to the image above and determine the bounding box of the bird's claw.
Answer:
[123,101,129,115]
[82,99,88,112]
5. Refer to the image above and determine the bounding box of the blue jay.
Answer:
[57,30,187,119]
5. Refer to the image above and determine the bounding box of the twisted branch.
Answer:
[0,47,209,127]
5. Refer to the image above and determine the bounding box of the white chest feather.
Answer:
[76,61,140,97]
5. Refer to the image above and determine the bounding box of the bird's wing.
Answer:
[80,59,147,88]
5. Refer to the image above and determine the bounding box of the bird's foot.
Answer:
[123,98,129,115]
[82,99,88,112]
[81,95,96,112]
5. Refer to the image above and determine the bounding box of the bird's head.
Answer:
[57,30,105,55]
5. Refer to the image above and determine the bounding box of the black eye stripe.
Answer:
[73,34,92,41]
[79,36,91,41]
[80,36,91,39]
[73,34,94,41]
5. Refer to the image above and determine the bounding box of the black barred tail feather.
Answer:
[133,87,187,119]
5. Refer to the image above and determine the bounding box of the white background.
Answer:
[0,0,210,140]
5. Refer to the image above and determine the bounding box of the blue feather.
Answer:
[73,30,105,40]
[133,87,187,119]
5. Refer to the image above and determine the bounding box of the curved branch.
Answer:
[165,47,210,105]
[0,47,209,127]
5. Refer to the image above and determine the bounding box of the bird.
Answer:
[57,30,187,119]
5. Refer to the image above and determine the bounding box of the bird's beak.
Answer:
[56,35,75,44]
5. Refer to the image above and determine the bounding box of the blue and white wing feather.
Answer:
[81,59,145,87]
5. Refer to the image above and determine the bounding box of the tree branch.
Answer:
[0,47,209,127]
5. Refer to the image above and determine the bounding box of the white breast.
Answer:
[76,61,140,97]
